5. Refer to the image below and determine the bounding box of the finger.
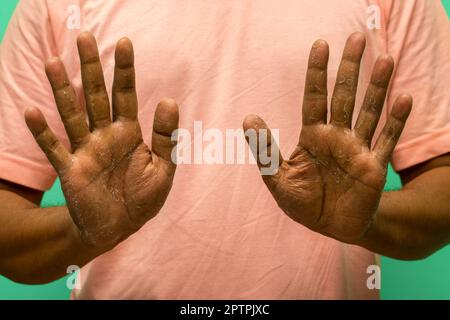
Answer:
[354,55,394,146]
[373,94,412,165]
[112,38,138,121]
[24,107,72,174]
[243,114,284,178]
[302,39,329,126]
[45,57,90,151]
[330,32,366,128]
[77,32,111,130]
[151,98,179,165]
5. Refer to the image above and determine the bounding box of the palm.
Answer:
[25,33,179,248]
[277,125,386,241]
[61,121,173,246]
[244,33,412,243]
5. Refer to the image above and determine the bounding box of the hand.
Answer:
[25,32,179,248]
[243,33,412,244]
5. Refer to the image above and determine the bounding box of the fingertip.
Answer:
[309,39,329,68]
[398,93,413,104]
[45,56,61,69]
[392,94,413,120]
[158,97,178,113]
[77,31,95,46]
[154,98,179,132]
[44,57,67,84]
[348,32,366,44]
[342,32,366,61]
[385,54,394,63]
[45,56,63,75]
[312,39,329,50]
[371,54,395,85]
[24,106,41,120]
[77,31,99,62]
[377,54,394,66]
[243,114,259,129]
[117,37,133,48]
[24,107,46,133]
[115,37,134,67]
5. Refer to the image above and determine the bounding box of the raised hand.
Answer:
[25,32,179,248]
[243,33,412,244]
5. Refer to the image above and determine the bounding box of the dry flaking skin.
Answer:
[25,32,179,249]
[243,33,412,245]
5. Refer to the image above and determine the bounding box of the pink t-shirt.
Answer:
[0,0,449,299]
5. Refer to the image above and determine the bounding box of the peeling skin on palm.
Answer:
[243,33,412,242]
[25,33,180,249]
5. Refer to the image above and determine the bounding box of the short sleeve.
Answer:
[0,0,60,190]
[385,0,450,171]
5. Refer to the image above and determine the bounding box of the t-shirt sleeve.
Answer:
[385,0,450,171]
[0,0,62,191]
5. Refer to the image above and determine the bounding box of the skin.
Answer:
[0,32,179,283]
[243,32,450,260]
[0,32,449,284]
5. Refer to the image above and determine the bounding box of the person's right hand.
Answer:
[24,32,179,249]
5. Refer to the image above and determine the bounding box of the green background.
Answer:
[0,0,449,300]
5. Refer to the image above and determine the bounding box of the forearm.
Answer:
[360,166,450,260]
[0,189,108,284]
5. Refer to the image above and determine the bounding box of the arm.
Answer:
[0,33,180,284]
[0,180,105,284]
[361,154,450,260]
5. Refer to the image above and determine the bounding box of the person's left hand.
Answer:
[243,33,412,244]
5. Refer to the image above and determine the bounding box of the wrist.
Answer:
[67,216,113,259]
[355,191,399,252]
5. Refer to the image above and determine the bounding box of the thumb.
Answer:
[242,114,284,178]
[151,98,179,167]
